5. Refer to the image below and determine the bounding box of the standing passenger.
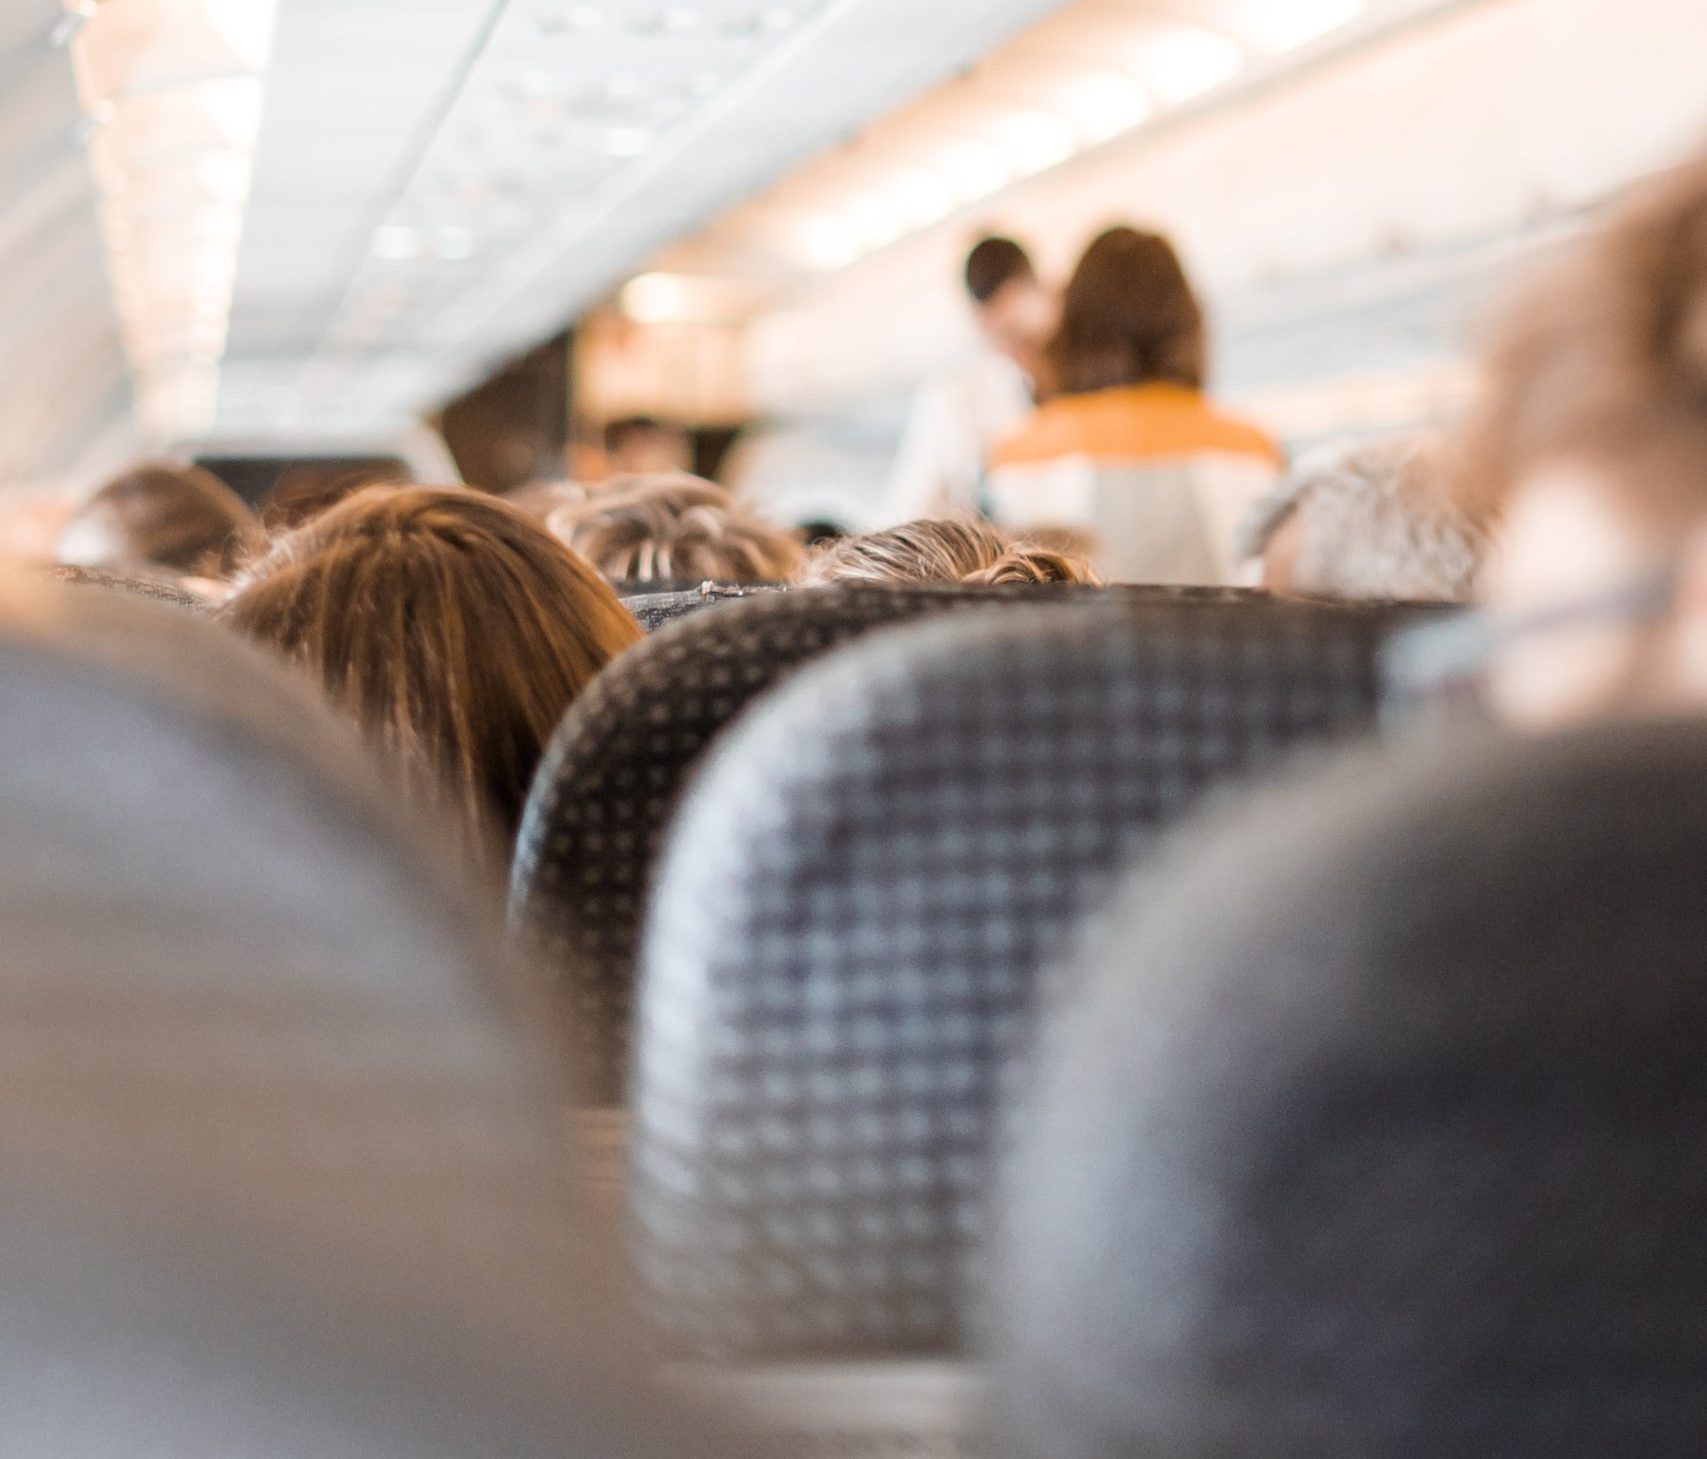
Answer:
[882,237,1056,524]
[989,228,1280,584]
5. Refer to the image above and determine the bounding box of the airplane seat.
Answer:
[0,577,750,1450]
[617,583,786,633]
[39,561,209,611]
[512,581,1211,1105]
[0,578,586,1271]
[988,720,1707,1459]
[629,594,1441,1368]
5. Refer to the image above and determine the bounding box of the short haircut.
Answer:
[797,516,1099,588]
[964,237,1035,305]
[224,487,641,862]
[1463,148,1707,530]
[58,463,260,579]
[1050,226,1205,395]
[549,474,803,585]
[1240,435,1490,601]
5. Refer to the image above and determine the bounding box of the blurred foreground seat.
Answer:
[990,720,1707,1459]
[630,593,1439,1365]
[0,578,740,1453]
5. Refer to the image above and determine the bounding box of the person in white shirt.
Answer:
[882,237,1057,523]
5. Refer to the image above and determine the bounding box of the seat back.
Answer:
[631,594,1440,1359]
[0,579,579,1267]
[989,721,1707,1459]
[0,578,732,1451]
[617,582,783,632]
[512,583,1255,1101]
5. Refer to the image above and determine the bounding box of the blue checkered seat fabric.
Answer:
[630,594,1440,1360]
[511,584,1250,1102]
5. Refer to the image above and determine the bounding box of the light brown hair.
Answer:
[1463,151,1707,530]
[59,463,260,579]
[1049,226,1207,396]
[798,517,1100,588]
[550,474,803,585]
[223,487,642,861]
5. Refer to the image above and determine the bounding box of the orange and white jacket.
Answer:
[987,383,1283,585]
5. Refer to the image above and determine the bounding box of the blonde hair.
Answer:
[798,517,1100,588]
[1463,151,1707,530]
[1241,436,1491,602]
[224,487,642,863]
[549,475,803,585]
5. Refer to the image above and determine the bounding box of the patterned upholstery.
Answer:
[990,721,1707,1459]
[0,579,752,1450]
[39,561,207,610]
[512,583,1241,1102]
[618,583,783,633]
[630,595,1442,1359]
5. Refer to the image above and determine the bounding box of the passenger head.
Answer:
[797,516,1099,588]
[1241,435,1489,601]
[550,475,803,585]
[1462,151,1707,729]
[224,487,641,861]
[262,462,411,533]
[964,236,1057,380]
[58,463,259,580]
[602,416,692,478]
[1050,226,1206,396]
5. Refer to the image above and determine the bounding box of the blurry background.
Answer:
[1,0,1703,530]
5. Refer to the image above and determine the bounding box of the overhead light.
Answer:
[756,5,798,32]
[791,213,860,270]
[1135,26,1244,104]
[885,168,955,229]
[621,272,766,323]
[1239,0,1365,51]
[372,225,424,261]
[848,193,909,251]
[934,140,1012,204]
[988,109,1076,177]
[661,6,699,30]
[596,125,653,157]
[1059,71,1153,144]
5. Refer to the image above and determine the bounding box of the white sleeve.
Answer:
[878,376,982,527]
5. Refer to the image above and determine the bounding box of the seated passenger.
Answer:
[550,474,803,585]
[798,516,1098,587]
[1240,435,1488,601]
[1434,147,1707,729]
[57,462,260,585]
[604,415,693,478]
[988,227,1281,585]
[224,487,642,863]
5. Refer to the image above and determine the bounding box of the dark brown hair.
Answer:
[550,475,803,585]
[1049,226,1207,396]
[58,463,260,578]
[798,516,1099,588]
[1463,152,1707,530]
[965,236,1035,305]
[223,487,642,861]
